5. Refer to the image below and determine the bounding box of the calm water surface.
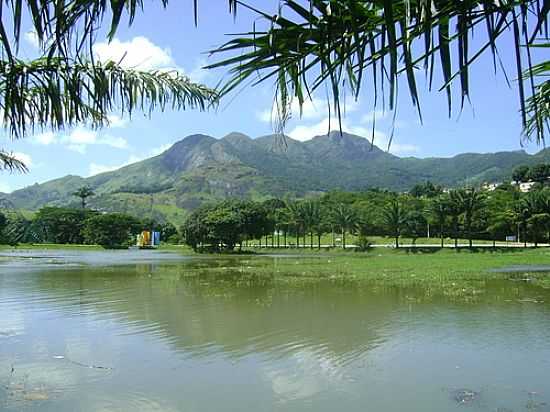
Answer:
[1,251,550,411]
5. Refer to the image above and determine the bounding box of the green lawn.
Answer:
[0,243,104,251]
[181,247,550,295]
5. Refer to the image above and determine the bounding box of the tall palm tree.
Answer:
[72,186,95,209]
[429,195,451,248]
[381,198,405,249]
[447,190,464,249]
[330,203,357,249]
[519,189,550,245]
[210,1,549,142]
[300,200,322,249]
[451,188,486,248]
[513,200,531,247]
[286,201,304,248]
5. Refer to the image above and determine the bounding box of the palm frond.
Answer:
[208,0,550,142]
[0,150,28,172]
[0,1,239,59]
[0,57,218,138]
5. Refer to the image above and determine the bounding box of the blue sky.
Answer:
[0,1,543,193]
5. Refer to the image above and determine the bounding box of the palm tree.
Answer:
[72,186,95,209]
[210,1,549,142]
[451,188,486,248]
[381,198,405,249]
[286,201,304,248]
[429,195,451,248]
[447,191,464,249]
[330,203,357,249]
[513,201,531,247]
[519,189,550,245]
[0,2,222,171]
[300,200,322,249]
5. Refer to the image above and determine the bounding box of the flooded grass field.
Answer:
[1,249,550,411]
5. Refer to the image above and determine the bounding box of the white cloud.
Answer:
[101,135,129,149]
[13,152,33,167]
[288,116,420,155]
[288,117,369,142]
[257,96,359,124]
[0,182,11,193]
[360,110,389,124]
[33,131,57,145]
[93,36,175,70]
[389,143,420,155]
[61,127,128,153]
[88,163,118,176]
[187,58,210,83]
[107,115,129,128]
[87,143,173,177]
[150,143,171,156]
[24,31,40,48]
[65,128,97,145]
[88,155,143,177]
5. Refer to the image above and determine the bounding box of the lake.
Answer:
[1,250,550,411]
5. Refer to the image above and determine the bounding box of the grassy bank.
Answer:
[2,243,550,292]
[0,243,104,251]
[179,247,550,295]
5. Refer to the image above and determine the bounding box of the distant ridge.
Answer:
[2,131,549,224]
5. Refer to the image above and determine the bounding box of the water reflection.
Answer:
[1,257,550,411]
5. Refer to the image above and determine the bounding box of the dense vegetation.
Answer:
[5,167,550,251]
[0,207,177,249]
[181,181,550,251]
[4,133,550,227]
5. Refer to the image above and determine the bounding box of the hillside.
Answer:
[2,131,549,224]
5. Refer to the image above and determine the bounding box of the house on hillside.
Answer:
[517,181,536,192]
[481,182,501,192]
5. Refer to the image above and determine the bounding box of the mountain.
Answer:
[2,131,549,224]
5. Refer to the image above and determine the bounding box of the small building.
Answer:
[481,182,501,192]
[137,231,161,249]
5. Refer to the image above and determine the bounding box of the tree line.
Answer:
[512,163,550,184]
[4,179,550,251]
[0,207,177,249]
[181,181,550,251]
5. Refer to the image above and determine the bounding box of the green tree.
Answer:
[451,188,486,248]
[527,164,550,184]
[72,186,95,209]
[527,213,550,247]
[300,200,322,249]
[203,206,242,251]
[286,201,305,248]
[512,165,531,183]
[82,213,142,249]
[34,207,96,244]
[487,211,515,248]
[410,181,442,199]
[241,201,272,249]
[0,211,7,243]
[181,200,271,252]
[181,206,212,252]
[330,203,357,249]
[403,211,427,247]
[159,222,179,244]
[381,198,406,249]
[429,195,450,248]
